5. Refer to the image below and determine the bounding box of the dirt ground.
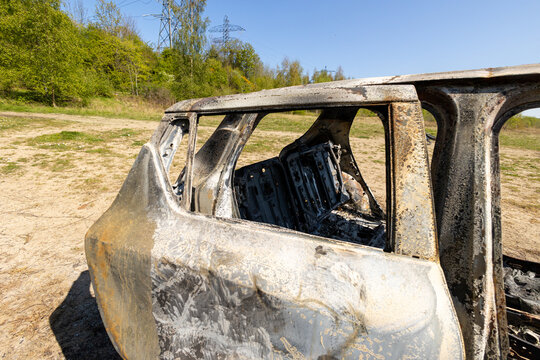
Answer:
[0,111,538,359]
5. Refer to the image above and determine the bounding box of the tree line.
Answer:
[0,0,346,107]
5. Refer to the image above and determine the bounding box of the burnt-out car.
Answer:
[85,83,465,359]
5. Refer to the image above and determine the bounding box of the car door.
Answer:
[86,84,464,359]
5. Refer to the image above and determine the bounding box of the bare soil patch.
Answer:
[0,111,537,358]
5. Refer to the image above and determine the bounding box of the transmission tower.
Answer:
[324,66,336,74]
[209,15,245,46]
[150,0,181,51]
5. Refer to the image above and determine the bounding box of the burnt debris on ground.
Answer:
[504,256,540,359]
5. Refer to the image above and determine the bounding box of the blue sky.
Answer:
[73,0,540,114]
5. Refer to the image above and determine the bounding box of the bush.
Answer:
[504,114,540,129]
[142,85,175,108]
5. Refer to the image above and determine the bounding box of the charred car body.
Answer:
[86,64,540,359]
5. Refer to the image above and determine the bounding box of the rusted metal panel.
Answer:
[387,102,438,262]
[150,191,463,359]
[85,149,162,359]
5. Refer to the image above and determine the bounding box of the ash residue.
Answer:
[504,265,540,315]
[504,257,540,352]
[313,208,385,249]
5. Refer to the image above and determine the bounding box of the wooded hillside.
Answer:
[0,0,346,107]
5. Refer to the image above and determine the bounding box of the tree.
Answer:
[252,64,277,90]
[172,0,208,77]
[213,39,261,79]
[85,1,151,96]
[0,0,83,105]
[95,0,122,36]
[81,25,152,96]
[312,68,334,84]
[65,0,88,25]
[334,66,345,81]
[0,0,349,105]
[231,41,261,79]
[0,0,24,91]
[277,58,306,87]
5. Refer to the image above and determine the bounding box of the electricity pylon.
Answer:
[147,0,181,51]
[208,15,245,46]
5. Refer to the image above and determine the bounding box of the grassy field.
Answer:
[0,95,165,121]
[0,111,538,359]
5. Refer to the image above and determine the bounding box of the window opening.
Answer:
[498,109,539,260]
[157,118,190,200]
[348,108,386,211]
[497,108,540,350]
[236,111,315,168]
[233,107,387,249]
[422,108,438,164]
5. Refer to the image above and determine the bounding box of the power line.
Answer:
[117,0,144,7]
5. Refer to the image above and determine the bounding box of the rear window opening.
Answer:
[422,107,438,165]
[233,108,386,248]
[234,139,386,248]
[169,107,388,249]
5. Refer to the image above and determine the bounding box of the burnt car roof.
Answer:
[164,84,418,115]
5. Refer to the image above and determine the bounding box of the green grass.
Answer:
[0,95,164,121]
[350,120,385,139]
[424,119,438,137]
[26,128,143,152]
[500,163,517,172]
[131,140,145,147]
[197,113,315,134]
[242,136,296,154]
[423,109,537,151]
[50,158,72,172]
[256,113,315,134]
[83,177,101,186]
[27,131,104,150]
[0,116,70,132]
[499,131,540,151]
[85,148,112,155]
[242,141,279,153]
[35,131,104,143]
[0,116,25,131]
[508,199,540,212]
[500,163,518,177]
[199,112,385,139]
[109,128,140,138]
[1,162,20,174]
